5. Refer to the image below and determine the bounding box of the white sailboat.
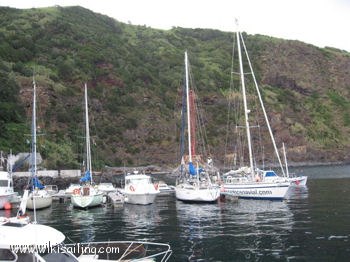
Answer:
[26,78,52,210]
[71,84,103,208]
[175,51,220,203]
[124,171,159,205]
[0,191,172,261]
[222,27,290,200]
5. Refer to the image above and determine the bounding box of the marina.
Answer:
[1,165,350,261]
[0,3,349,261]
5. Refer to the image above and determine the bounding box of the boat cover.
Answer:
[80,170,91,182]
[189,162,203,176]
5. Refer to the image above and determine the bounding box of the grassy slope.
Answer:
[0,6,349,169]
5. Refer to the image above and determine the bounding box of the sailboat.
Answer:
[26,78,52,210]
[221,28,291,200]
[71,84,104,208]
[175,51,221,203]
[1,191,172,261]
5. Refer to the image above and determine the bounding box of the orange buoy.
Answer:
[4,202,12,210]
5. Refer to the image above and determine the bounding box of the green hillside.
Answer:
[0,6,350,170]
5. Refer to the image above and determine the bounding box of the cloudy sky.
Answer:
[1,0,349,51]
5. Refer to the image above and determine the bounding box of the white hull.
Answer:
[124,173,159,205]
[0,193,15,209]
[97,183,116,193]
[26,193,52,210]
[222,181,290,200]
[289,176,308,186]
[71,193,104,208]
[175,184,220,202]
[0,171,15,209]
[124,193,158,205]
[158,182,175,195]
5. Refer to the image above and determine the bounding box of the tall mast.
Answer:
[236,31,254,177]
[32,78,37,180]
[240,33,286,177]
[32,76,37,222]
[84,83,93,183]
[185,51,192,163]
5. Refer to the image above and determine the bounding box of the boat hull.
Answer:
[222,182,290,200]
[0,193,15,209]
[71,193,104,208]
[175,184,220,203]
[124,193,158,205]
[26,194,52,210]
[289,176,308,186]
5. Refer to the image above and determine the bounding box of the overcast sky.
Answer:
[1,0,350,51]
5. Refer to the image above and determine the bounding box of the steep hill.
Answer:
[0,6,350,170]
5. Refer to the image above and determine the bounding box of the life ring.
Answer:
[154,183,159,190]
[73,188,81,195]
[129,185,135,192]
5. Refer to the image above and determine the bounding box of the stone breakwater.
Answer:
[12,165,169,191]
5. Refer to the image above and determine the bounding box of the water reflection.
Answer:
[122,203,162,241]
[287,185,309,200]
[28,205,53,222]
[3,166,350,261]
[229,200,294,261]
[176,201,223,261]
[69,208,97,242]
[175,199,295,261]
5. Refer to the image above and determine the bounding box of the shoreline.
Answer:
[11,161,350,191]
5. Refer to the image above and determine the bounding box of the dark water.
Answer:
[2,164,350,261]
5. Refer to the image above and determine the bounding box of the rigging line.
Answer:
[174,79,183,165]
[239,32,286,177]
[224,31,237,170]
[191,79,208,157]
[188,57,209,159]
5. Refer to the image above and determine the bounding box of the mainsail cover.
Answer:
[80,170,91,182]
[189,162,203,176]
[32,177,45,189]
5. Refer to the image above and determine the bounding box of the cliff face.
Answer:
[0,6,350,169]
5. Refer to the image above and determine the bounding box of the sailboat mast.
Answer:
[32,78,37,180]
[84,84,93,182]
[239,33,286,177]
[236,31,254,177]
[185,51,192,163]
[32,77,37,222]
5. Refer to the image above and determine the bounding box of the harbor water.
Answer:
[2,164,350,261]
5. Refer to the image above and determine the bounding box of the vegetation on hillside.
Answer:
[0,6,349,170]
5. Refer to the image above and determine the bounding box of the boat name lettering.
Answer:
[10,241,120,255]
[226,189,273,195]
